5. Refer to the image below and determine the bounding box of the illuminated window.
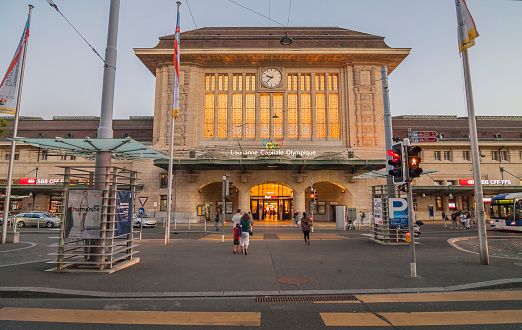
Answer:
[232,74,243,91]
[160,174,168,188]
[245,94,255,138]
[329,93,339,138]
[232,94,242,138]
[288,94,298,139]
[217,94,227,138]
[245,74,255,91]
[316,93,326,138]
[288,74,298,91]
[260,94,270,139]
[218,74,228,91]
[300,74,311,91]
[205,74,215,91]
[204,94,214,138]
[273,94,283,139]
[301,93,311,138]
[315,74,325,91]
[328,74,338,91]
[160,195,167,211]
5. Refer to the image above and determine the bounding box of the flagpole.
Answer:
[461,49,489,265]
[165,1,181,245]
[2,5,34,244]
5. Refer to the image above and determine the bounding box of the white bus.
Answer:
[489,193,522,231]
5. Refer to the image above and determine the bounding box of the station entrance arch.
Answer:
[250,183,293,221]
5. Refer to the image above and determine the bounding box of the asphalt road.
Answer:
[0,221,521,328]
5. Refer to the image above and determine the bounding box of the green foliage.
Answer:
[0,118,9,138]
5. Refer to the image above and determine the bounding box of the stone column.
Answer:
[294,189,306,215]
[238,189,250,213]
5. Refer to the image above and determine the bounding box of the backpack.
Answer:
[237,226,243,236]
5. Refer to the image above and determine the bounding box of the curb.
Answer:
[1,278,522,299]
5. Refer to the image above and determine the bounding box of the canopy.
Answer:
[10,137,168,160]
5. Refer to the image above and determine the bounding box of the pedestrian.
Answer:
[300,212,313,245]
[465,212,471,229]
[459,211,466,229]
[214,210,220,231]
[290,211,299,227]
[442,211,446,221]
[451,212,457,228]
[232,209,242,227]
[233,223,241,254]
[360,211,366,225]
[240,213,252,255]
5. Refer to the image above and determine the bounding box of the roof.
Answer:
[392,116,522,142]
[134,26,410,75]
[154,27,390,49]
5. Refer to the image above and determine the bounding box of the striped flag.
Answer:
[455,0,479,53]
[172,5,181,118]
[0,15,31,115]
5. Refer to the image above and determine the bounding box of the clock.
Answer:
[261,68,282,88]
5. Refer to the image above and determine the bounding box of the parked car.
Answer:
[133,214,157,228]
[15,212,62,228]
[0,212,16,226]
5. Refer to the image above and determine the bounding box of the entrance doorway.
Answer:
[250,183,293,221]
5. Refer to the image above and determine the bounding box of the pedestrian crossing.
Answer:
[0,291,520,327]
[199,233,348,241]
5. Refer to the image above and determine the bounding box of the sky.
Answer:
[1,0,521,120]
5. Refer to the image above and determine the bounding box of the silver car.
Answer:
[133,214,157,228]
[15,213,62,228]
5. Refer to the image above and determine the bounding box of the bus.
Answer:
[489,193,522,231]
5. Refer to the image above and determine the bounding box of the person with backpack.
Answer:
[300,212,313,245]
[240,213,252,255]
[360,211,366,225]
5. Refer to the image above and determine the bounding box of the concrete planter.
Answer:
[6,231,20,243]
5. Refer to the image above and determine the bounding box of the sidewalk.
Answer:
[0,223,521,298]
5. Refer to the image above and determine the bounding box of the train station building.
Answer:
[1,27,521,223]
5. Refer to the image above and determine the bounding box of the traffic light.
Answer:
[314,189,318,202]
[407,146,423,179]
[387,142,404,184]
[228,181,234,195]
[225,179,230,196]
[173,109,179,118]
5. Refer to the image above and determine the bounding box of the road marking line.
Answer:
[0,308,261,326]
[321,312,391,327]
[356,291,522,303]
[322,310,522,327]
[315,291,522,304]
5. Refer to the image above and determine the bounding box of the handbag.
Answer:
[249,229,253,236]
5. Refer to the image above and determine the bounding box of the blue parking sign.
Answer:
[389,198,408,226]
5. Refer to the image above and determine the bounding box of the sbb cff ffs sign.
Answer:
[19,178,36,185]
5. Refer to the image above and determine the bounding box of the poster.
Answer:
[68,190,103,238]
[373,198,383,225]
[115,191,132,236]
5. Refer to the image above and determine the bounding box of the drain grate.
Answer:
[256,295,358,303]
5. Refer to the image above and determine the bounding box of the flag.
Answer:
[455,0,479,53]
[0,14,31,115]
[172,5,181,118]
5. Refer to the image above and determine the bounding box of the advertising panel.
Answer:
[373,198,383,225]
[67,190,103,238]
[115,191,132,236]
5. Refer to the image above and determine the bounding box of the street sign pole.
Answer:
[404,138,417,278]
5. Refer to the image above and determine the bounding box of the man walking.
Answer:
[232,209,242,227]
[360,211,366,225]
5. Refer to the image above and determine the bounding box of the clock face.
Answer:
[261,68,282,88]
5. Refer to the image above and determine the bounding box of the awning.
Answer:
[153,158,385,173]
[10,137,168,160]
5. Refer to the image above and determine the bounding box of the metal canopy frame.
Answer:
[10,137,168,160]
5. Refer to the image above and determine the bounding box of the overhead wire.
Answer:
[227,0,286,27]
[44,0,106,65]
[185,0,198,29]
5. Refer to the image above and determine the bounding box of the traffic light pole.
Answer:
[404,138,417,278]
